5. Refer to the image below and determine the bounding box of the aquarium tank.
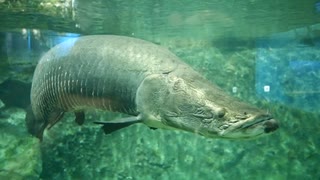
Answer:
[0,0,319,179]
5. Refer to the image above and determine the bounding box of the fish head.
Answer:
[25,106,46,140]
[25,106,63,140]
[160,77,279,139]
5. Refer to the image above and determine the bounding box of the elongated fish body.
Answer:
[27,35,279,140]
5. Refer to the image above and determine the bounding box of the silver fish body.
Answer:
[26,35,279,140]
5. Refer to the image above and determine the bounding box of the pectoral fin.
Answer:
[94,115,143,134]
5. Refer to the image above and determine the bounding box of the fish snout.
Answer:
[263,118,279,133]
[25,106,46,140]
[221,114,280,139]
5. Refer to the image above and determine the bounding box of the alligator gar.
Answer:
[26,35,279,140]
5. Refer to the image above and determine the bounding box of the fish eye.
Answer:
[217,108,226,118]
[244,112,247,115]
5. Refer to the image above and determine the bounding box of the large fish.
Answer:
[26,35,279,140]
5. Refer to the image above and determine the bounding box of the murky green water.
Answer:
[0,0,319,179]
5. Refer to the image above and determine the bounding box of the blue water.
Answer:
[256,25,320,112]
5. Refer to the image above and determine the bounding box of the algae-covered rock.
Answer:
[0,108,42,179]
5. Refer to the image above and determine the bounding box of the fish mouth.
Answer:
[239,115,279,133]
[219,114,279,138]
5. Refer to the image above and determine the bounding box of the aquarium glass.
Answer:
[0,0,319,179]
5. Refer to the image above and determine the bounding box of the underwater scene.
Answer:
[0,0,320,179]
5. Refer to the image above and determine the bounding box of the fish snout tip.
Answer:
[263,119,279,133]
